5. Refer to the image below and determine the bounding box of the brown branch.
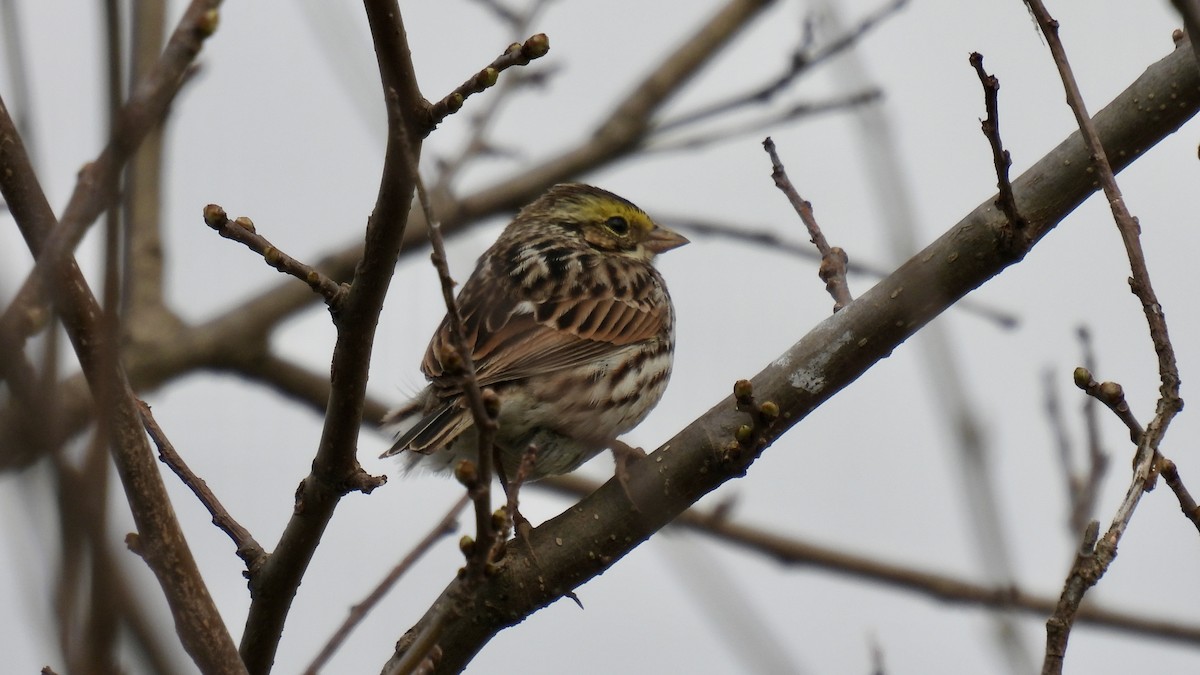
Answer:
[969,52,1026,230]
[762,136,853,312]
[1073,365,1199,535]
[383,37,1200,673]
[655,0,907,135]
[409,156,501,570]
[0,88,245,675]
[1022,4,1184,673]
[302,495,468,675]
[427,33,550,126]
[385,41,556,657]
[1043,521,1101,674]
[431,0,555,199]
[0,0,779,466]
[666,214,1020,329]
[1159,459,1200,535]
[1168,2,1200,70]
[121,0,170,328]
[538,473,1200,646]
[647,89,882,154]
[236,2,420,671]
[1072,367,1144,444]
[0,0,221,348]
[138,399,266,573]
[202,204,348,309]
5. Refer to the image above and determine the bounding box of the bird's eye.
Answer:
[605,215,630,236]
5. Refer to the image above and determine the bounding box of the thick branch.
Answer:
[0,0,778,461]
[0,0,220,346]
[237,2,421,672]
[383,39,1200,672]
[0,90,244,675]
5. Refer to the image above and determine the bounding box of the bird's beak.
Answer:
[643,224,689,254]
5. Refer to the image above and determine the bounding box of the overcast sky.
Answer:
[3,1,1199,673]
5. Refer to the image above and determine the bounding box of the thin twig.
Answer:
[1073,327,1109,531]
[969,52,1025,230]
[303,495,468,675]
[1022,3,1184,672]
[646,89,881,155]
[654,0,907,134]
[762,136,852,311]
[427,33,550,127]
[402,26,552,573]
[237,1,416,670]
[667,215,1020,329]
[138,400,267,573]
[0,0,221,347]
[1159,459,1200,535]
[1071,368,1143,446]
[431,0,555,198]
[202,204,347,309]
[538,473,1200,645]
[0,61,245,675]
[406,134,500,571]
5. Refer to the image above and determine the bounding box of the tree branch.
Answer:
[383,37,1200,673]
[236,1,422,671]
[0,84,244,675]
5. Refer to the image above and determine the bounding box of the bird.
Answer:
[381,183,688,483]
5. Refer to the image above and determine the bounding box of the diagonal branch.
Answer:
[1020,5,1185,673]
[0,0,779,464]
[540,474,1200,646]
[382,39,1200,672]
[0,92,245,675]
[0,0,221,348]
[236,1,422,672]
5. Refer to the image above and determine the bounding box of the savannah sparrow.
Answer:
[381,183,688,481]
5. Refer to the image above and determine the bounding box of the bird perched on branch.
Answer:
[382,183,687,483]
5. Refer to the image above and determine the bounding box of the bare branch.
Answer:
[407,142,501,569]
[139,400,267,573]
[1071,368,1142,446]
[0,0,221,348]
[384,39,1200,672]
[236,0,422,671]
[969,52,1026,230]
[202,204,348,309]
[1021,4,1184,672]
[303,495,468,675]
[1159,459,1200,535]
[540,473,1200,646]
[427,33,550,126]
[654,0,907,135]
[0,86,245,675]
[762,136,853,311]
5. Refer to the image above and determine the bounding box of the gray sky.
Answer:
[2,1,1199,673]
